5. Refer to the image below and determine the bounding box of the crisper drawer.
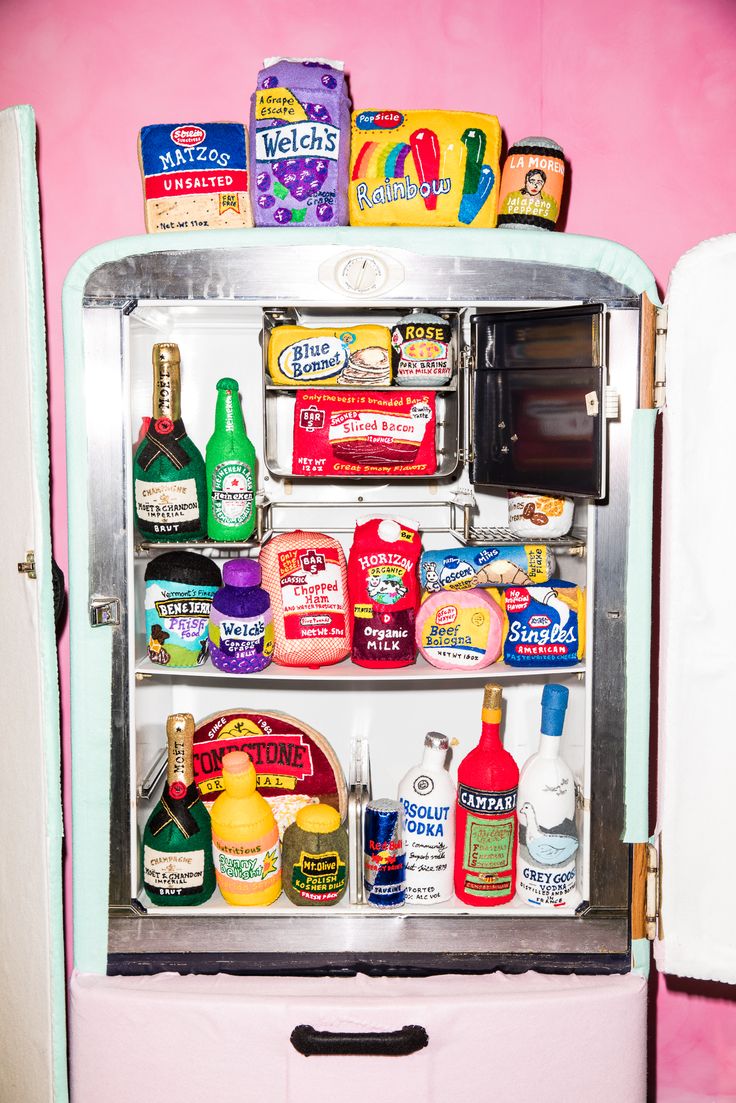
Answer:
[70,970,647,1103]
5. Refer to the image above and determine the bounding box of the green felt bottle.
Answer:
[133,343,207,542]
[205,377,256,542]
[141,713,216,906]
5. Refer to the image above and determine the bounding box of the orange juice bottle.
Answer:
[210,751,281,906]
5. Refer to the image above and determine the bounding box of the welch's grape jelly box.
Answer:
[138,122,253,232]
[249,57,351,227]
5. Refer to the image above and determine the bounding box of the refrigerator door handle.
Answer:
[290,1024,429,1057]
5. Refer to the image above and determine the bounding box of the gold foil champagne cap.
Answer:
[153,342,180,366]
[152,342,181,420]
[483,684,503,711]
[166,713,195,793]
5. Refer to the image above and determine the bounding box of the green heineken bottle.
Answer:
[206,377,257,542]
[133,343,207,542]
[141,713,216,906]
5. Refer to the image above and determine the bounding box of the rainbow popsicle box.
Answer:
[349,110,502,228]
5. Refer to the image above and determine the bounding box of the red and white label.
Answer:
[171,125,206,147]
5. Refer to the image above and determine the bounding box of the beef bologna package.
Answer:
[348,517,421,668]
[259,531,351,667]
[250,57,351,227]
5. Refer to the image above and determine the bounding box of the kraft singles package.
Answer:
[502,582,585,667]
[138,122,253,232]
[250,57,351,227]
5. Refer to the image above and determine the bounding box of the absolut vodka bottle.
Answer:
[516,684,579,909]
[398,732,455,903]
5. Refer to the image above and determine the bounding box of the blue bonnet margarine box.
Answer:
[138,122,253,232]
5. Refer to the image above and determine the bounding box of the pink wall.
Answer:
[2,0,735,1098]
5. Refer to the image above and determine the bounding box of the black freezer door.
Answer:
[470,305,605,498]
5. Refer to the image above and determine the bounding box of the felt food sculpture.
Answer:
[501,582,585,668]
[349,110,501,227]
[250,57,351,227]
[416,589,504,670]
[259,531,351,667]
[420,545,555,592]
[192,707,347,837]
[138,123,253,233]
[268,325,392,386]
[292,390,437,477]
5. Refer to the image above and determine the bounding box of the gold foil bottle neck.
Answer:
[166,712,194,788]
[152,342,181,420]
[483,684,503,711]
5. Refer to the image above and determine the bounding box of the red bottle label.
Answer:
[456,784,518,900]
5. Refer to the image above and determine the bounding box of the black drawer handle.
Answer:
[290,1024,429,1057]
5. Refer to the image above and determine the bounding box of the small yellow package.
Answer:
[349,110,501,227]
[268,325,392,386]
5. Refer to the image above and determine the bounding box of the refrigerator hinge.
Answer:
[645,840,661,941]
[654,306,668,408]
[17,550,36,579]
[89,597,121,627]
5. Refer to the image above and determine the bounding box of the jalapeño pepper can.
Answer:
[363,798,406,908]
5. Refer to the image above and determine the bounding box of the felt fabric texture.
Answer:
[0,104,67,1102]
[623,409,658,842]
[655,234,736,984]
[70,970,646,1103]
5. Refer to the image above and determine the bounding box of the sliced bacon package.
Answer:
[292,389,436,477]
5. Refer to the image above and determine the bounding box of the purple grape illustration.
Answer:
[292,183,310,201]
[257,194,275,209]
[274,207,292,225]
[305,103,332,124]
[321,74,337,89]
[256,171,271,192]
[316,203,333,223]
[261,75,278,89]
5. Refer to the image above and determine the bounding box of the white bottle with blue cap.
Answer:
[516,684,579,908]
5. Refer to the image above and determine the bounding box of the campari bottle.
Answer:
[141,713,216,906]
[133,343,207,542]
[206,377,257,542]
[516,684,579,909]
[454,683,519,906]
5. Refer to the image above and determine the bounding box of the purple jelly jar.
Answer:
[208,559,274,673]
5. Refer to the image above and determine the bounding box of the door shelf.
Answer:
[135,655,587,683]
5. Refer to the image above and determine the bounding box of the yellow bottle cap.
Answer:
[296,803,341,833]
[222,750,252,775]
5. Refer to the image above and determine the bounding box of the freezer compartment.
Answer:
[71,971,646,1103]
[262,307,462,480]
[470,306,606,498]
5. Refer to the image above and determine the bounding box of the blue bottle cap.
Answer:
[540,683,569,737]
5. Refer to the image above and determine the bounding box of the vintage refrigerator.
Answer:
[61,222,736,1102]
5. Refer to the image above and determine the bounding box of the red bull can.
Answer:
[364,798,406,908]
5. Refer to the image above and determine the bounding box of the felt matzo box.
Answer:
[138,122,253,232]
[349,109,501,227]
[250,57,351,227]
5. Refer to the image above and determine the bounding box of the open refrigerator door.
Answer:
[654,233,736,984]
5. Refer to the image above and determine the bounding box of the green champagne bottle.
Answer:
[141,713,216,906]
[133,343,207,542]
[205,377,257,541]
